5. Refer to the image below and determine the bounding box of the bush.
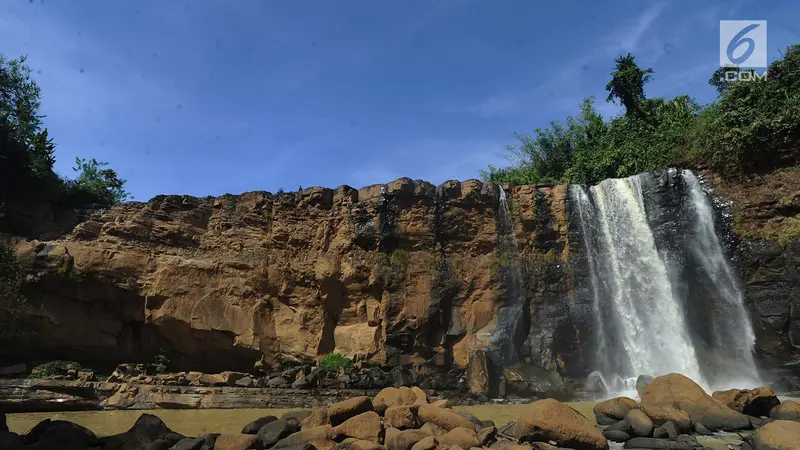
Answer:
[30,360,85,379]
[319,353,353,372]
[146,352,170,374]
[0,243,25,334]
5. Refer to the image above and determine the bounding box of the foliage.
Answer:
[0,53,129,216]
[318,353,353,372]
[29,360,85,379]
[146,352,170,374]
[381,248,408,288]
[483,45,800,186]
[0,243,25,334]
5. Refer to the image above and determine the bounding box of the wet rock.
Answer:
[418,405,476,431]
[242,416,278,434]
[625,409,654,437]
[101,414,185,450]
[603,429,631,442]
[282,411,313,422]
[693,423,711,436]
[594,397,637,425]
[409,435,437,450]
[21,420,99,450]
[502,364,564,398]
[329,411,382,442]
[467,349,491,395]
[292,377,311,389]
[636,375,654,398]
[770,400,800,421]
[214,433,262,450]
[328,396,374,426]
[269,377,289,388]
[385,428,432,450]
[517,398,607,450]
[752,420,800,450]
[257,418,301,448]
[172,437,207,450]
[385,406,419,429]
[235,377,255,388]
[607,419,633,434]
[199,433,220,450]
[438,427,478,448]
[712,387,780,417]
[639,373,750,431]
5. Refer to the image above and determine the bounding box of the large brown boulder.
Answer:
[516,398,608,450]
[374,388,418,415]
[274,425,334,450]
[328,397,374,426]
[752,420,800,450]
[385,428,432,450]
[593,397,637,425]
[386,406,419,429]
[712,387,780,417]
[770,400,800,421]
[302,408,332,428]
[329,412,383,442]
[213,434,260,450]
[639,373,750,431]
[624,409,653,437]
[417,405,477,431]
[438,427,479,448]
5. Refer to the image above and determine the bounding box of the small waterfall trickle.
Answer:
[487,185,526,367]
[571,169,760,396]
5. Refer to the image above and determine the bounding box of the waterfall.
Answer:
[571,169,759,395]
[487,185,525,367]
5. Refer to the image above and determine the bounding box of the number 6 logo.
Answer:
[720,21,767,68]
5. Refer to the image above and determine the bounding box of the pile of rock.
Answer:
[1,385,612,450]
[104,364,460,392]
[593,373,800,449]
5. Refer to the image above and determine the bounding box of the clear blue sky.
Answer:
[2,1,798,200]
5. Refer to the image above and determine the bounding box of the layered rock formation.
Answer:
[1,168,798,391]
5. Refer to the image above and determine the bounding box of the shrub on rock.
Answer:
[712,387,780,417]
[639,373,750,431]
[770,400,800,421]
[516,398,608,450]
[593,397,637,425]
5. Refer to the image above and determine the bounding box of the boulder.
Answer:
[711,387,780,417]
[661,422,678,439]
[385,428,432,450]
[639,373,750,431]
[636,375,654,398]
[214,434,261,450]
[329,412,382,442]
[375,387,419,415]
[235,376,255,388]
[349,440,384,450]
[328,397,374,426]
[625,409,653,437]
[418,404,477,431]
[409,435,437,450]
[199,433,220,450]
[20,420,98,450]
[467,349,491,395]
[273,425,334,449]
[477,426,496,446]
[411,387,428,405]
[602,430,630,442]
[752,420,800,450]
[257,418,301,448]
[430,399,450,409]
[516,398,607,450]
[770,400,800,421]
[302,408,332,428]
[242,416,278,434]
[594,397,637,425]
[282,411,313,422]
[502,364,564,397]
[607,420,633,434]
[693,423,711,436]
[438,428,479,448]
[386,406,419,429]
[420,422,447,437]
[101,414,185,450]
[172,438,207,450]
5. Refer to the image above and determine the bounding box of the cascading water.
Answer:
[571,169,759,397]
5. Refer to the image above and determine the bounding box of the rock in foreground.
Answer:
[517,398,608,450]
[751,420,800,450]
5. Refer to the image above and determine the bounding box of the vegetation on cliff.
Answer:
[483,46,800,186]
[0,54,130,214]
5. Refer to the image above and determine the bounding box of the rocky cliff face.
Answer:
[1,170,798,389]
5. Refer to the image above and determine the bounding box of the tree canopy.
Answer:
[483,45,800,186]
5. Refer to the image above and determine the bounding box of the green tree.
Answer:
[0,54,42,147]
[605,53,654,118]
[67,157,131,205]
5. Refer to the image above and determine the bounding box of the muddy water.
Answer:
[6,403,595,437]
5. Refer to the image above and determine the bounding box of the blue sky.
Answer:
[2,1,798,200]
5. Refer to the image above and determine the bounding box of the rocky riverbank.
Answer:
[4,373,800,449]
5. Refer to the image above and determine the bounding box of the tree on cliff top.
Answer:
[605,53,654,118]
[0,53,130,207]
